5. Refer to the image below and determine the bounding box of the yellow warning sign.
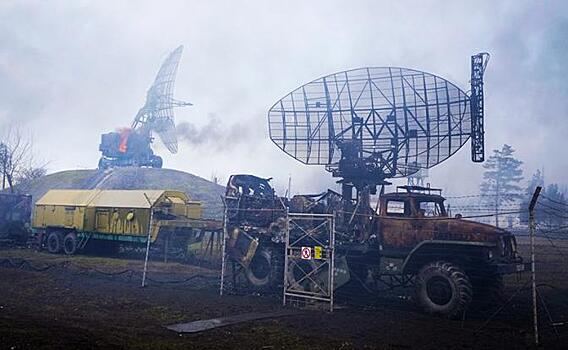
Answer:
[314,246,323,259]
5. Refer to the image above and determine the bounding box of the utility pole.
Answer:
[529,186,542,346]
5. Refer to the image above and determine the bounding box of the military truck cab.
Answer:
[380,186,447,218]
[373,185,526,317]
[375,186,522,271]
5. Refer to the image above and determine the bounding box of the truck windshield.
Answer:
[417,200,446,217]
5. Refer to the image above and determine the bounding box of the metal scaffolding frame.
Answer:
[283,212,335,312]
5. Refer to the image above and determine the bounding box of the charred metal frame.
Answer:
[283,213,335,312]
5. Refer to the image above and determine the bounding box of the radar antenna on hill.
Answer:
[132,45,191,154]
[268,53,489,228]
[98,46,191,169]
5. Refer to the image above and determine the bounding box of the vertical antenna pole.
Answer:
[330,211,336,313]
[283,207,290,306]
[220,197,228,296]
[470,52,489,163]
[529,186,542,346]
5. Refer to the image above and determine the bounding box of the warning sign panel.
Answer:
[301,246,312,260]
[314,246,322,259]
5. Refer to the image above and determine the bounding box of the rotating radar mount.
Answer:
[268,53,489,218]
[98,46,191,169]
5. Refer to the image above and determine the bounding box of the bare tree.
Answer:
[0,125,47,193]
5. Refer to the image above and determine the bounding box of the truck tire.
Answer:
[415,261,473,319]
[63,232,78,255]
[151,156,163,169]
[46,232,62,254]
[245,247,283,290]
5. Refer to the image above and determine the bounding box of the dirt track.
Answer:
[0,247,565,349]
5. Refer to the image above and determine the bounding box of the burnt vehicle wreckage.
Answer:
[0,52,528,320]
[224,53,529,318]
[0,193,32,244]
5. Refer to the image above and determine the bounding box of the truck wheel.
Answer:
[245,248,282,290]
[63,232,78,255]
[415,261,473,319]
[46,232,62,254]
[151,156,163,169]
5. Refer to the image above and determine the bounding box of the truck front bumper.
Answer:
[495,262,530,275]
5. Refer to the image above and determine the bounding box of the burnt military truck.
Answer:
[224,174,527,318]
[0,193,32,244]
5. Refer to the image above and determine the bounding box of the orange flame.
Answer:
[117,128,132,153]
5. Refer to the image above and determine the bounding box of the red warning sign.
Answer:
[301,246,312,260]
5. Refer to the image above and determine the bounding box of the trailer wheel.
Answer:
[415,261,473,319]
[46,232,62,254]
[63,232,78,255]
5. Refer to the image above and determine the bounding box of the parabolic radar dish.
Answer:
[132,45,191,154]
[268,67,473,180]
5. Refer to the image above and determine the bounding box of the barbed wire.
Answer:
[540,194,568,207]
[538,208,568,220]
[444,194,500,199]
[537,201,568,214]
[227,205,528,221]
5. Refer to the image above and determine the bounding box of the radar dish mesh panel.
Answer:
[268,67,471,178]
[133,45,186,154]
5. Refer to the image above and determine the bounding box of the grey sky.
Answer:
[1,0,566,196]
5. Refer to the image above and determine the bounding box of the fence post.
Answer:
[141,193,154,288]
[220,198,228,296]
[528,186,542,346]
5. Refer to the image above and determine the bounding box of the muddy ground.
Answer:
[0,244,566,350]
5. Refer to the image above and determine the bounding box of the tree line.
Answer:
[479,144,567,229]
[0,126,47,194]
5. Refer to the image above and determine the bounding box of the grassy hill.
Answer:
[19,168,225,219]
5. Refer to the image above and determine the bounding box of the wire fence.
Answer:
[220,192,568,346]
[1,191,568,347]
[433,191,568,346]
